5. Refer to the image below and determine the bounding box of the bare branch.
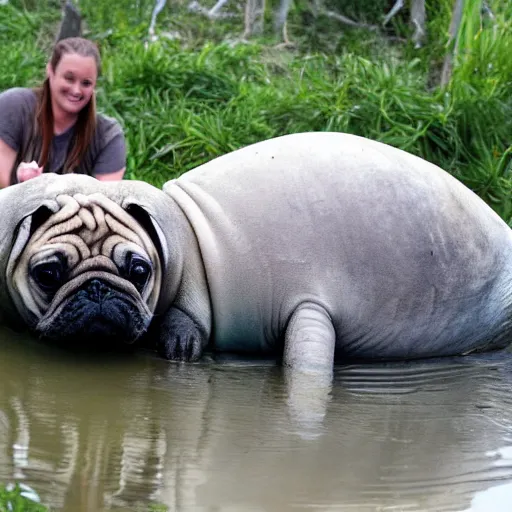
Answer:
[321,9,378,30]
[148,0,167,38]
[274,21,296,48]
[383,0,404,26]
[187,0,236,19]
[208,0,230,18]
[440,0,466,87]
[410,0,426,48]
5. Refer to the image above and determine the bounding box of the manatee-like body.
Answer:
[159,132,512,370]
[1,132,511,378]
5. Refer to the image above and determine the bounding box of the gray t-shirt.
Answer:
[0,87,126,183]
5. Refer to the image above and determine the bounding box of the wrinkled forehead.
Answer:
[29,193,155,257]
[60,192,140,231]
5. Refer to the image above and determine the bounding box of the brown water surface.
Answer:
[1,326,512,511]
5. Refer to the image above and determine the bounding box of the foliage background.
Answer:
[0,0,511,220]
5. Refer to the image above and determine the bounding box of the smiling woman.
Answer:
[0,37,126,188]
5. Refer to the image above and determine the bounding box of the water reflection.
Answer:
[1,326,512,511]
[467,480,512,512]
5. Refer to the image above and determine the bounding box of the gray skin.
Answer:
[0,132,512,380]
[159,132,512,373]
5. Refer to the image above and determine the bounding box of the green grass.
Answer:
[0,483,47,512]
[0,483,170,511]
[1,0,511,221]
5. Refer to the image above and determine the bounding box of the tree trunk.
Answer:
[243,0,266,38]
[274,0,292,38]
[410,0,426,48]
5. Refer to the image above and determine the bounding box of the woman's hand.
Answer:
[16,161,43,183]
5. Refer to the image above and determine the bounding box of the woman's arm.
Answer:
[0,88,40,188]
[0,138,17,189]
[92,127,127,182]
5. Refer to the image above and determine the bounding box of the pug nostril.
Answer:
[83,279,112,303]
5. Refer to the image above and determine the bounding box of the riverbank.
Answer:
[1,0,511,220]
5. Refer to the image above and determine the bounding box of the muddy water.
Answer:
[2,326,512,511]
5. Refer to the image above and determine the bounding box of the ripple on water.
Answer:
[2,332,512,511]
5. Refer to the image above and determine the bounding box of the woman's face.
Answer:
[47,53,98,117]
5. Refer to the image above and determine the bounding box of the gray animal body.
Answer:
[1,132,512,375]
[162,132,512,369]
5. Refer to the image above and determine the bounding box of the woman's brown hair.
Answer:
[35,37,101,172]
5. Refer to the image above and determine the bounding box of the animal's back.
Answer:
[164,133,512,358]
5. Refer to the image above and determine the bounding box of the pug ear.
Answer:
[0,186,59,272]
[124,203,168,267]
[0,177,66,273]
[0,187,60,327]
[7,205,55,270]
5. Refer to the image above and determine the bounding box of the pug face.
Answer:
[7,192,163,345]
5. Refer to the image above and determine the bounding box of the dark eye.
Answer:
[127,254,151,292]
[31,261,65,294]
